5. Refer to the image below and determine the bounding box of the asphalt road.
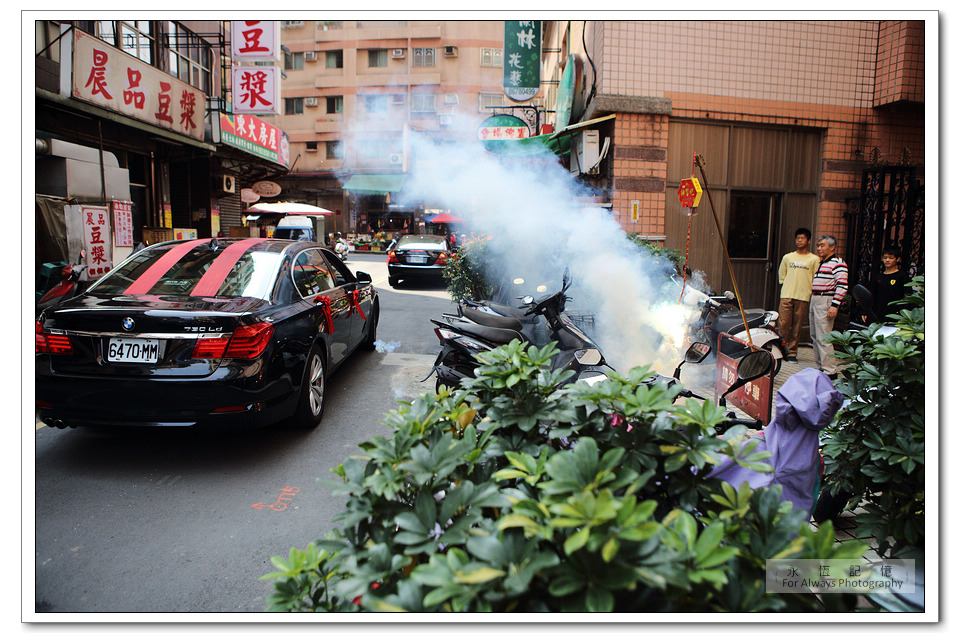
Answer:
[31,254,456,614]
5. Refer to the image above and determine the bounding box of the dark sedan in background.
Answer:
[386,234,451,288]
[35,238,379,431]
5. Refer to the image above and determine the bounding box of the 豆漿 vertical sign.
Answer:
[503,21,541,102]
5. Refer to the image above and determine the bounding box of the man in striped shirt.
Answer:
[809,234,848,378]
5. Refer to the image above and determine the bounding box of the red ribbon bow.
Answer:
[348,289,366,320]
[315,295,334,334]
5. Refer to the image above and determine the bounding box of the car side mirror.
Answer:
[355,271,372,285]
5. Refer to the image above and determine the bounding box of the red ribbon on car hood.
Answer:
[124,239,206,295]
[348,289,366,320]
[190,238,266,297]
[315,295,334,334]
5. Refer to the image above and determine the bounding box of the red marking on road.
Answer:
[251,486,300,512]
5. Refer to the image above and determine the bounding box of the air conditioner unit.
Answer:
[443,46,458,57]
[304,51,318,62]
[439,114,454,126]
[388,153,403,165]
[444,93,459,105]
[570,129,610,175]
[304,97,319,107]
[221,175,236,193]
[391,48,405,58]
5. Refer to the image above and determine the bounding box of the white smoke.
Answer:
[348,114,710,373]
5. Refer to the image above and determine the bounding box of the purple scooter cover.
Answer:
[707,368,844,520]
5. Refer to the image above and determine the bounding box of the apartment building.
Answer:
[264,19,538,236]
[540,19,927,309]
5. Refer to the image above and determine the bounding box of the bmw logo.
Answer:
[121,317,135,331]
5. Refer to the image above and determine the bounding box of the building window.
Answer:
[281,21,304,29]
[326,96,343,114]
[96,20,155,65]
[412,47,435,67]
[368,49,388,68]
[326,140,343,159]
[284,51,304,70]
[362,95,388,113]
[305,141,318,153]
[480,47,502,67]
[165,22,212,93]
[326,50,343,69]
[479,92,505,111]
[285,97,304,115]
[410,93,437,113]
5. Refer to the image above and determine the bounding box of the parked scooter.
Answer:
[36,250,87,316]
[334,237,350,262]
[427,272,608,389]
[650,341,774,432]
[689,290,786,376]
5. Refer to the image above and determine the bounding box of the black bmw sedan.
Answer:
[35,238,379,431]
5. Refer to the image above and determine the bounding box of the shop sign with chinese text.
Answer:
[232,66,281,115]
[220,113,290,168]
[231,21,281,62]
[70,29,206,142]
[503,21,541,102]
[112,201,134,247]
[81,205,113,278]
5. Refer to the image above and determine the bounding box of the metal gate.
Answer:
[845,165,924,288]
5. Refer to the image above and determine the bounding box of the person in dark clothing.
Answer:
[869,246,908,321]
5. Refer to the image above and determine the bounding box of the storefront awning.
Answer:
[548,114,617,141]
[494,133,571,158]
[342,174,406,194]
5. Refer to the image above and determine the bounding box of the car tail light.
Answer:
[192,337,230,359]
[192,321,274,360]
[36,321,73,355]
[225,322,274,358]
[436,253,447,265]
[387,251,398,263]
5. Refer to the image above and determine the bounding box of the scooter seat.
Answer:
[714,310,767,336]
[451,320,526,346]
[462,306,523,331]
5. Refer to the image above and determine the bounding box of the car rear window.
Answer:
[89,241,284,299]
[396,236,447,251]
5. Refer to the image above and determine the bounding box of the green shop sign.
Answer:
[503,21,541,102]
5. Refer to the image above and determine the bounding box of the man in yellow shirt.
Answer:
[777,228,820,362]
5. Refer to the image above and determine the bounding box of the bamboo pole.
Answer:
[694,154,754,348]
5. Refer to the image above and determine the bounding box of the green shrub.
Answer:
[261,340,867,612]
[442,236,496,303]
[627,235,685,275]
[820,277,925,557]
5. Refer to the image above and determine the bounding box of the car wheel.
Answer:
[295,344,326,429]
[361,303,379,351]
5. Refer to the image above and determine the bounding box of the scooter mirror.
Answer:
[673,341,711,378]
[522,296,535,305]
[738,349,773,380]
[720,349,773,404]
[684,341,711,364]
[851,283,876,321]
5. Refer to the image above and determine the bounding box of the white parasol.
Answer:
[244,202,333,216]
